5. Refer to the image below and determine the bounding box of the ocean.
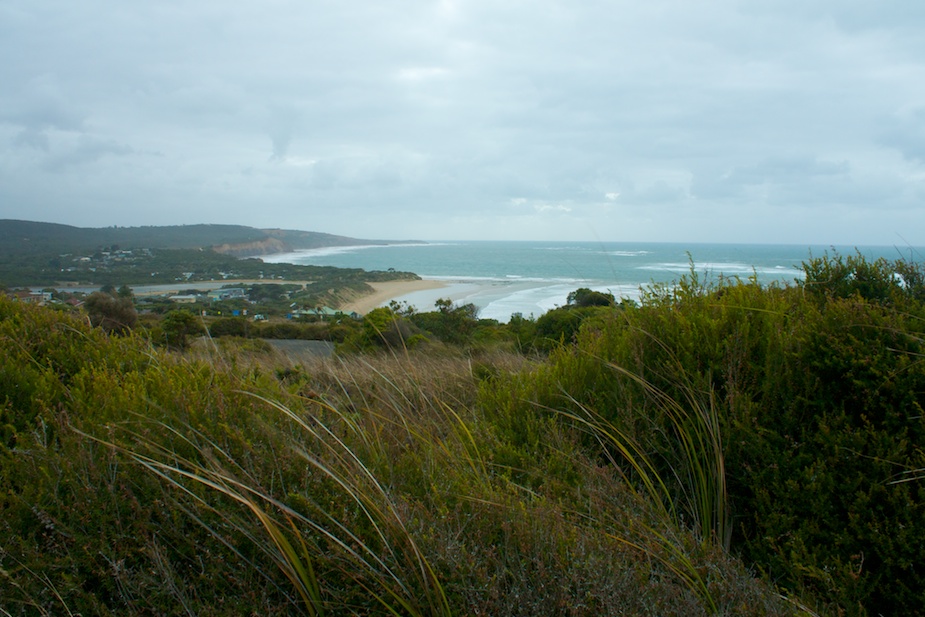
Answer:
[262,242,923,322]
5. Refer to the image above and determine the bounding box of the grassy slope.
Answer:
[0,298,794,616]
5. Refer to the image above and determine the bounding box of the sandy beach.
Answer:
[342,279,447,315]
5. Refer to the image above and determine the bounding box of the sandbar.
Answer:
[342,279,447,315]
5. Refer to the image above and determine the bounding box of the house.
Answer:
[290,306,359,321]
[7,291,51,305]
[207,288,246,301]
[168,294,199,304]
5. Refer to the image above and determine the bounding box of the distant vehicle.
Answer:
[253,314,267,321]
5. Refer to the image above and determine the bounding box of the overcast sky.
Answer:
[2,1,924,245]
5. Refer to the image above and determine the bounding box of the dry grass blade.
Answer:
[607,361,730,550]
[75,382,453,617]
[239,391,452,616]
[542,344,732,613]
[550,400,719,613]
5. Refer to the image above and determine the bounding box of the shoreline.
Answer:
[341,279,448,315]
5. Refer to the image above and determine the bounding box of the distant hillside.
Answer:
[214,228,394,257]
[0,220,399,257]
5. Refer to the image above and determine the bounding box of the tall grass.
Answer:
[540,353,726,613]
[82,356,464,616]
[98,349,793,614]
[1,298,801,615]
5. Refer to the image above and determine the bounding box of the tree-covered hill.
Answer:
[0,219,401,256]
[0,220,420,288]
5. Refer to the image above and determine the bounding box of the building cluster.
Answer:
[5,283,361,322]
[290,306,360,320]
[168,287,247,304]
[5,290,53,305]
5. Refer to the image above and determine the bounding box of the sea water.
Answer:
[262,242,922,322]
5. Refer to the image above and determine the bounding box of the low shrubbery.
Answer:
[482,253,925,615]
[207,315,358,343]
[0,296,794,615]
[2,251,923,615]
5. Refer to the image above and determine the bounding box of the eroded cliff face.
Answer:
[212,229,379,257]
[212,237,291,257]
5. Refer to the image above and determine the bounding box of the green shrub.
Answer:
[483,254,925,615]
[83,290,139,333]
[533,305,613,352]
[159,309,206,349]
[209,315,249,337]
[567,287,616,307]
[338,306,421,352]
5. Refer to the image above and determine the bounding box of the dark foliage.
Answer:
[567,287,616,307]
[409,298,480,345]
[84,291,138,334]
[159,309,206,349]
[0,220,420,287]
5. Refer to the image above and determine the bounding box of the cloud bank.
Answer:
[1,0,924,245]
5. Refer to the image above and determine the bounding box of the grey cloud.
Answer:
[43,136,134,172]
[13,128,50,151]
[742,0,925,35]
[880,108,925,162]
[631,182,690,205]
[725,157,850,185]
[266,107,300,161]
[1,74,86,133]
[0,1,923,243]
[691,157,852,205]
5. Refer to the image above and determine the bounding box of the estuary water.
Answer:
[263,242,922,322]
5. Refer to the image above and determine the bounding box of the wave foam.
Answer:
[639,262,802,277]
[261,242,450,263]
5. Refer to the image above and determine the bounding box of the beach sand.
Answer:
[342,279,447,315]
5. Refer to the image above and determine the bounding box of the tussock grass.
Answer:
[1,298,800,615]
[118,347,796,615]
[488,327,736,613]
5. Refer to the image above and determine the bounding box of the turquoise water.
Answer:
[263,242,922,321]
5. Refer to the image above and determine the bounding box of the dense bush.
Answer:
[83,290,138,333]
[533,304,613,352]
[403,298,475,344]
[567,287,616,307]
[208,315,249,337]
[158,309,206,349]
[483,254,925,615]
[207,316,348,342]
[253,320,333,341]
[338,306,424,351]
[0,300,295,614]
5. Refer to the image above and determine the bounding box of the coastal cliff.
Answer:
[212,228,394,257]
[211,236,291,257]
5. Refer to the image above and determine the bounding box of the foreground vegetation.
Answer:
[2,252,923,615]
